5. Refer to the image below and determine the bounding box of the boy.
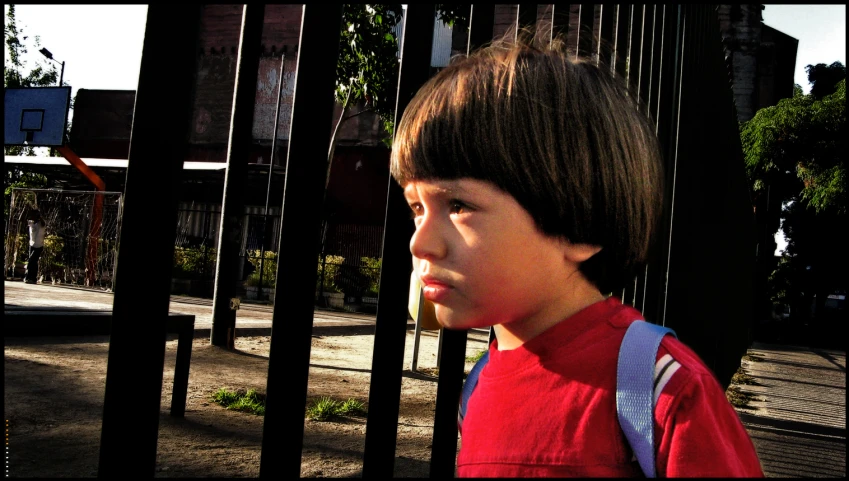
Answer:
[391,31,763,477]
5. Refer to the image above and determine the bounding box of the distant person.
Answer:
[25,209,46,284]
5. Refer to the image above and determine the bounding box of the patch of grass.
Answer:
[726,385,759,409]
[731,367,760,386]
[212,387,266,416]
[306,396,367,421]
[466,350,487,363]
[338,398,366,416]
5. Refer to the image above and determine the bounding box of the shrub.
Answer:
[245,249,277,287]
[360,256,382,297]
[317,255,345,293]
[174,246,216,280]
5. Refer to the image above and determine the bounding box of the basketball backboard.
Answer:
[4,87,71,147]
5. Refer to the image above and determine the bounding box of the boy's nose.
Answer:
[410,214,447,261]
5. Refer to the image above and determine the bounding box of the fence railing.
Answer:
[171,205,384,305]
[102,4,755,478]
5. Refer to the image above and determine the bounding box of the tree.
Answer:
[329,4,469,163]
[321,4,469,226]
[330,3,404,167]
[806,61,847,101]
[741,62,846,330]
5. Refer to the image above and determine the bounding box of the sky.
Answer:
[5,4,847,254]
[761,4,846,94]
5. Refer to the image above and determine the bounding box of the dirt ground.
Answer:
[4,318,490,477]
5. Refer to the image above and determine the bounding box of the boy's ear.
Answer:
[562,241,602,264]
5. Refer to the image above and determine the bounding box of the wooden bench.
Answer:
[4,307,195,417]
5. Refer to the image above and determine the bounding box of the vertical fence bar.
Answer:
[647,4,665,122]
[577,4,595,58]
[259,53,287,300]
[97,5,201,477]
[550,3,571,44]
[362,5,435,478]
[613,4,630,79]
[470,3,497,349]
[645,5,683,327]
[627,4,644,92]
[637,5,654,106]
[468,4,495,53]
[209,5,265,348]
[597,4,615,68]
[516,3,538,32]
[258,4,343,478]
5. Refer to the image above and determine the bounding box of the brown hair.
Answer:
[390,28,664,293]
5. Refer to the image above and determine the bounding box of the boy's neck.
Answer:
[492,276,605,351]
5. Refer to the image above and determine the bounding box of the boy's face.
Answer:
[404,178,587,332]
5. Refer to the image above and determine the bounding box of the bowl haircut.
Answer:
[391,27,664,293]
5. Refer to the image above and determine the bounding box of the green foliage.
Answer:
[465,350,487,363]
[173,246,216,280]
[435,4,471,30]
[40,233,65,274]
[4,5,61,90]
[742,62,846,326]
[336,4,403,126]
[245,249,277,287]
[332,4,470,149]
[306,396,366,421]
[338,398,366,415]
[359,256,382,297]
[212,388,266,416]
[806,61,847,100]
[317,255,345,293]
[4,175,47,220]
[741,72,845,215]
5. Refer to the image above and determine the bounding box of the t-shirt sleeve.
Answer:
[655,367,765,477]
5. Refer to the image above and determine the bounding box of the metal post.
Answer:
[209,5,265,347]
[98,5,200,477]
[258,4,343,477]
[110,194,123,292]
[362,5,435,478]
[259,53,287,301]
[410,288,426,372]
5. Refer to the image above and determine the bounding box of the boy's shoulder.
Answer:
[603,300,719,402]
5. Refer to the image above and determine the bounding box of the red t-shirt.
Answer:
[457,297,764,477]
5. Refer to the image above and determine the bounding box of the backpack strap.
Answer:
[458,350,489,429]
[616,320,677,478]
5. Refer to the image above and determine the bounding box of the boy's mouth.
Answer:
[420,275,453,302]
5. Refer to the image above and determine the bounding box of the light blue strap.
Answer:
[616,320,676,478]
[459,350,489,428]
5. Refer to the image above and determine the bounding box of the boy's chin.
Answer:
[434,306,486,331]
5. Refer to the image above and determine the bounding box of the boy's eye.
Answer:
[449,200,469,215]
[408,203,423,219]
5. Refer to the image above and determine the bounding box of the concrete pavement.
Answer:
[734,342,846,478]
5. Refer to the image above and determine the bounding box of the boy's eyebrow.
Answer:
[404,181,472,199]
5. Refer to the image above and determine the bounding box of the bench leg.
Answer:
[170,320,194,417]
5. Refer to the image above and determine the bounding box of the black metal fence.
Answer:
[104,4,755,478]
[171,202,384,308]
